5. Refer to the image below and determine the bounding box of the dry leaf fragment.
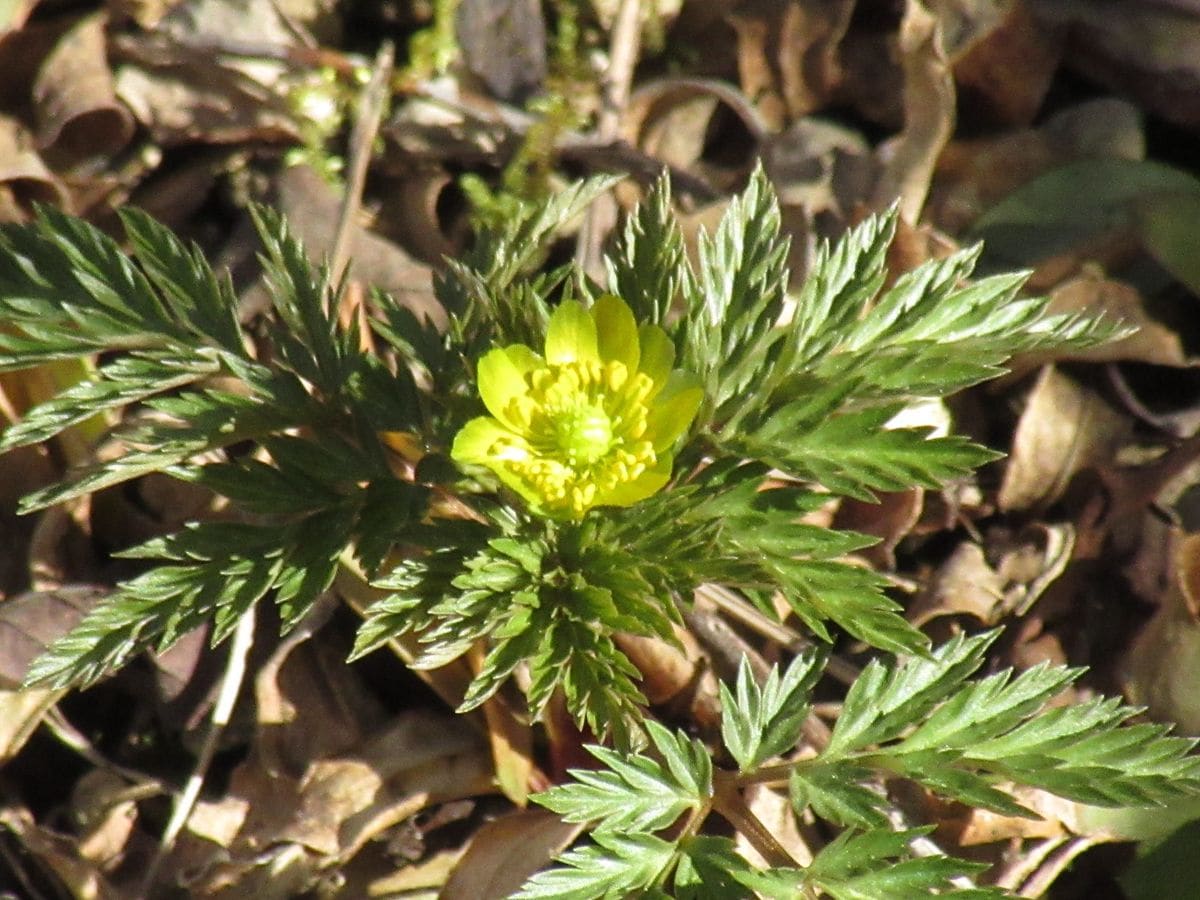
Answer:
[1122,532,1200,734]
[0,804,121,899]
[624,78,769,185]
[71,769,140,870]
[871,0,956,222]
[909,541,1006,627]
[0,686,61,763]
[32,13,134,168]
[113,0,306,147]
[950,0,1062,127]
[441,808,585,900]
[456,0,547,104]
[1039,272,1185,368]
[182,711,491,894]
[998,365,1130,513]
[266,164,446,329]
[0,113,70,220]
[954,785,1080,846]
[0,585,106,688]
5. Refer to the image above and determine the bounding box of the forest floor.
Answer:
[4,1,1200,897]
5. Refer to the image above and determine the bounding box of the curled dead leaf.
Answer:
[0,804,120,899]
[951,0,1062,127]
[0,114,70,220]
[624,78,768,186]
[1038,272,1185,367]
[729,0,855,126]
[871,0,956,222]
[1122,532,1200,734]
[32,13,134,168]
[998,365,1130,513]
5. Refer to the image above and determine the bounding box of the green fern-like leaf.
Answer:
[513,831,678,900]
[720,650,823,773]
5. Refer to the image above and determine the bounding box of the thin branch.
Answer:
[330,40,394,287]
[576,0,642,279]
[140,609,256,894]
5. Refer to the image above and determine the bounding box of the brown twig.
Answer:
[330,40,394,287]
[576,0,642,279]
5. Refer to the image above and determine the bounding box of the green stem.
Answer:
[711,770,798,869]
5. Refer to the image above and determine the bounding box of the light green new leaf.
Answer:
[514,831,678,900]
[535,727,710,834]
[720,650,823,772]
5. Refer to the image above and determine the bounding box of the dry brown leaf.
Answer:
[909,541,1006,627]
[0,0,39,36]
[624,78,768,187]
[0,113,70,221]
[871,0,956,221]
[737,783,813,868]
[253,611,385,777]
[372,169,467,264]
[761,117,875,248]
[112,0,304,147]
[183,711,492,894]
[367,847,461,894]
[481,683,537,807]
[954,785,1080,845]
[1032,0,1200,131]
[0,437,56,518]
[0,585,106,688]
[1121,532,1200,734]
[951,0,1062,126]
[70,769,140,871]
[0,803,121,899]
[998,365,1130,513]
[637,92,721,171]
[911,522,1075,627]
[994,523,1076,617]
[729,0,854,127]
[1040,272,1186,367]
[114,58,297,147]
[0,686,61,762]
[614,629,722,732]
[835,488,924,570]
[32,13,134,168]
[441,808,585,900]
[266,164,446,328]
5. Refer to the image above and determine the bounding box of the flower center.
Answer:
[496,358,660,518]
[556,404,613,465]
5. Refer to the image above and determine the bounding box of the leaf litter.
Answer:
[3,0,1200,896]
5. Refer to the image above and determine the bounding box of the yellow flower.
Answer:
[452,295,703,519]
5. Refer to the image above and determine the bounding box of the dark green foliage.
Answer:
[0,169,1185,898]
[525,641,1197,896]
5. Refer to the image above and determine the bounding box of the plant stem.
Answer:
[711,770,798,869]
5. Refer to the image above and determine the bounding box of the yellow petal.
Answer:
[593,294,639,372]
[451,416,511,464]
[645,371,703,452]
[477,347,533,428]
[637,324,675,394]
[504,343,543,375]
[596,456,672,508]
[492,464,545,509]
[545,300,599,365]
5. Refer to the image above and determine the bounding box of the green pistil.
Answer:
[556,405,613,465]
